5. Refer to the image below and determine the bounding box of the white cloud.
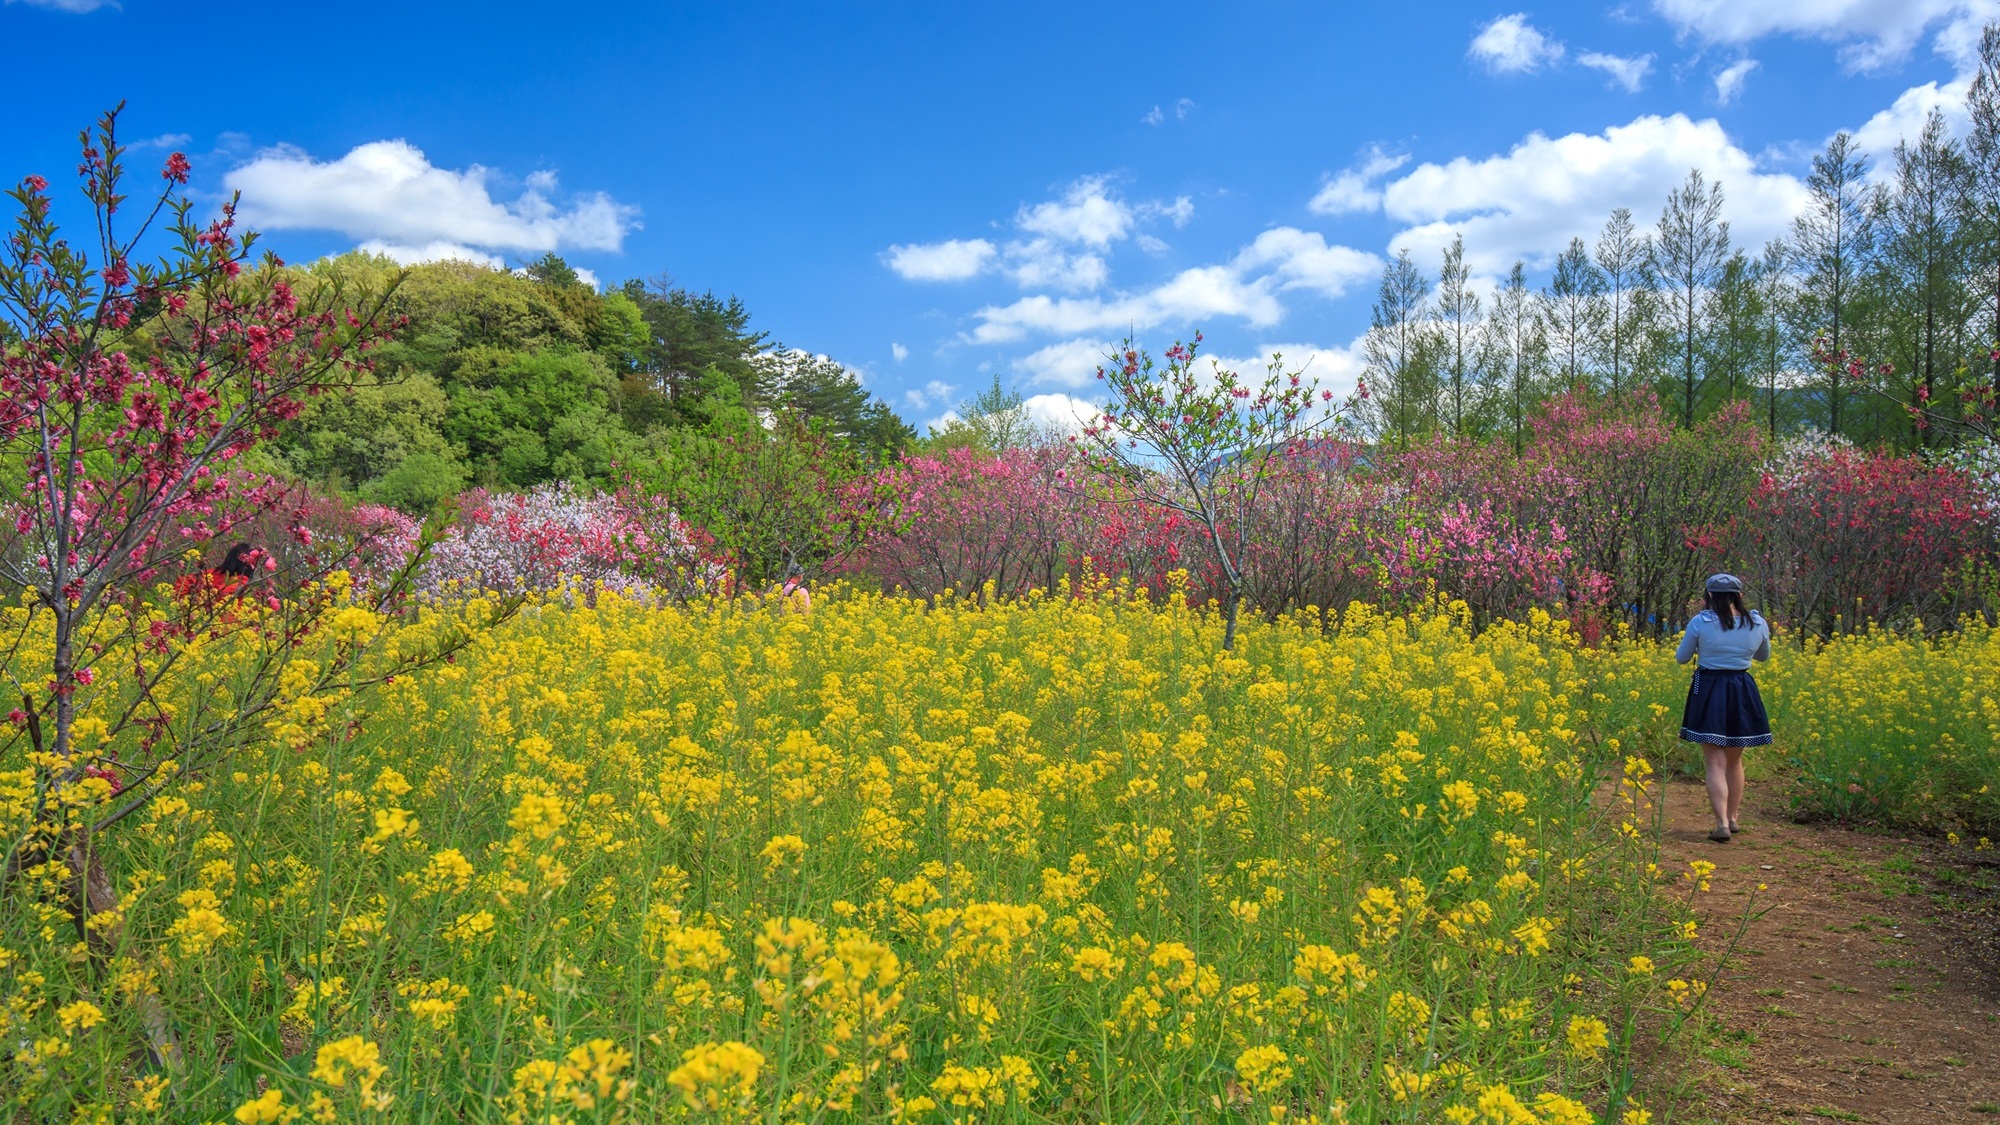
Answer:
[1205,339,1370,406]
[1380,113,1809,277]
[358,240,505,269]
[1578,50,1654,92]
[573,267,600,290]
[1137,234,1170,254]
[1850,78,1974,171]
[1016,176,1132,246]
[1309,146,1411,215]
[970,266,1282,345]
[1469,13,1566,74]
[1713,59,1759,105]
[1142,196,1195,228]
[5,0,116,10]
[885,179,1193,292]
[1142,105,1165,126]
[1004,241,1109,292]
[903,380,957,412]
[1650,0,1998,73]
[883,238,998,281]
[1023,392,1102,436]
[227,140,637,257]
[1013,338,1118,389]
[1175,97,1196,121]
[891,343,909,363]
[1232,229,1382,298]
[969,227,1379,345]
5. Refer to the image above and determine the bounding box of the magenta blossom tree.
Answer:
[1079,334,1354,649]
[2,110,390,768]
[0,111,494,1065]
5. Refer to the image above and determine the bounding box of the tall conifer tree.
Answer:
[1654,169,1731,426]
[1789,133,1875,436]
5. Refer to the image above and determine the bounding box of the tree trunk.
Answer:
[63,828,183,1071]
[1221,583,1242,651]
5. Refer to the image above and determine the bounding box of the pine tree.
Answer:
[1965,23,2000,389]
[1541,237,1607,389]
[1874,109,1976,449]
[1482,262,1545,454]
[1752,239,1793,438]
[1653,169,1731,426]
[1709,251,1760,409]
[1789,133,1876,436]
[1361,250,1439,448]
[1593,208,1651,396]
[1432,234,1483,435]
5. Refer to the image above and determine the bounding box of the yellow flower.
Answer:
[1385,990,1432,1031]
[666,1041,764,1110]
[57,1000,105,1033]
[1071,946,1124,982]
[310,1036,387,1102]
[1234,1045,1293,1096]
[1293,945,1371,1000]
[233,1088,298,1124]
[1535,1093,1595,1125]
[1565,1015,1610,1059]
[759,833,808,873]
[508,792,568,841]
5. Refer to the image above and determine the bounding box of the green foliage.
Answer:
[272,255,911,510]
[923,374,1051,453]
[627,385,897,589]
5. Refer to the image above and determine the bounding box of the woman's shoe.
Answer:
[1708,827,1733,843]
[1729,821,1742,834]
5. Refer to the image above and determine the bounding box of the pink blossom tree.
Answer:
[1079,334,1352,649]
[0,112,491,1060]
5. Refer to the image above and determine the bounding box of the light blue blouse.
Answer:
[1674,610,1771,670]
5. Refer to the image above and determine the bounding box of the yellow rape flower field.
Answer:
[21,582,1989,1123]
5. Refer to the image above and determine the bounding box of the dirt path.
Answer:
[1655,776,2000,1124]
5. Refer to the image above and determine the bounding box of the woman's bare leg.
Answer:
[1703,746,1732,833]
[1726,748,1747,829]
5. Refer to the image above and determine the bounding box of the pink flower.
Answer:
[162,152,191,184]
[75,668,95,685]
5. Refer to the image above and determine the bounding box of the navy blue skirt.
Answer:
[1679,668,1772,748]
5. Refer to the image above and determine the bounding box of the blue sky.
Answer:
[3,0,1990,429]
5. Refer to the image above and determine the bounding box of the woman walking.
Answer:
[1675,573,1773,843]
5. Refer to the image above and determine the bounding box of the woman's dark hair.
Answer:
[214,543,259,580]
[1705,589,1750,631]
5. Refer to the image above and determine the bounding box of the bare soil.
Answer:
[1657,776,2000,1124]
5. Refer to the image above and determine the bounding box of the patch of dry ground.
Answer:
[1658,777,2000,1124]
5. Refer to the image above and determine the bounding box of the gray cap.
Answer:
[1704,573,1743,593]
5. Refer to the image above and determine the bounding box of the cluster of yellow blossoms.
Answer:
[1,581,1743,1120]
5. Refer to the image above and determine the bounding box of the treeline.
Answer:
[271,252,912,512]
[1357,26,2000,454]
